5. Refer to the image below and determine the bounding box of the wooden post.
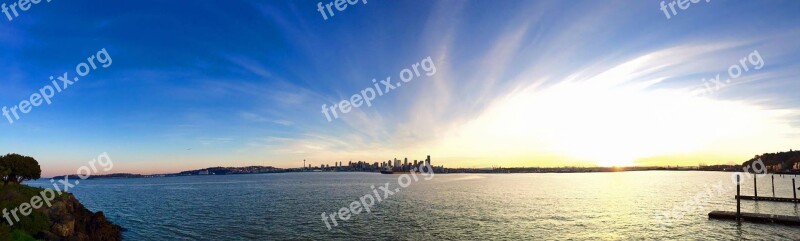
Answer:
[737,174,741,220]
[772,175,775,197]
[754,172,758,197]
[793,178,797,201]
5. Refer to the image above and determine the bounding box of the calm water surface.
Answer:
[29,171,800,240]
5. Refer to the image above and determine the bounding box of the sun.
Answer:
[431,73,791,167]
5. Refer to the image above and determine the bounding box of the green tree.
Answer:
[0,165,9,183]
[0,153,41,185]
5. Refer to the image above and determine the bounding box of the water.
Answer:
[27,171,800,240]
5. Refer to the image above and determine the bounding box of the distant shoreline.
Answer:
[47,150,800,179]
[47,165,799,180]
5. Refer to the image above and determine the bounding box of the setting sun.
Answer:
[432,52,797,167]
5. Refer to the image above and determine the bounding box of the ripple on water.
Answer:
[23,172,800,240]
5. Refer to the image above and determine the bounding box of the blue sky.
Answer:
[1,0,799,176]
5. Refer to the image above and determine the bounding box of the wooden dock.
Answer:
[708,211,800,225]
[736,195,800,203]
[709,174,800,225]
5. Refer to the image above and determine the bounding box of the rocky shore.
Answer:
[0,185,123,241]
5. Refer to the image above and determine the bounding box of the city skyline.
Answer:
[2,1,800,177]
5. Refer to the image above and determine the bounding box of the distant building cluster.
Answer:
[300,155,445,173]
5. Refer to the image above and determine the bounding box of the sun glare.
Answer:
[435,76,796,167]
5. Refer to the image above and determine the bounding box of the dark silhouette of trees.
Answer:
[742,150,800,172]
[0,153,41,186]
[0,166,9,184]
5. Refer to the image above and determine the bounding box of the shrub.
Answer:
[0,154,41,186]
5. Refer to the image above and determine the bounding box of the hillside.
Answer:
[0,184,122,241]
[742,149,800,173]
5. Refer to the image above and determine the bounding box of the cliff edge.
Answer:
[0,184,123,241]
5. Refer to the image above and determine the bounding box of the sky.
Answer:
[1,0,799,176]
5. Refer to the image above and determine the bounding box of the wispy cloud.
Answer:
[3,0,800,175]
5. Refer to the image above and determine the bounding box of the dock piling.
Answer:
[794,178,797,200]
[772,175,775,197]
[754,172,758,198]
[736,174,741,220]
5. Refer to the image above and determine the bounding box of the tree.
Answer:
[0,153,41,185]
[0,166,9,184]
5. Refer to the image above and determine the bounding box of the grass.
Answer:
[10,230,39,241]
[0,184,67,241]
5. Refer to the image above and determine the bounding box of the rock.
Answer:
[34,194,123,241]
[50,220,75,237]
[0,185,123,241]
[35,231,61,241]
